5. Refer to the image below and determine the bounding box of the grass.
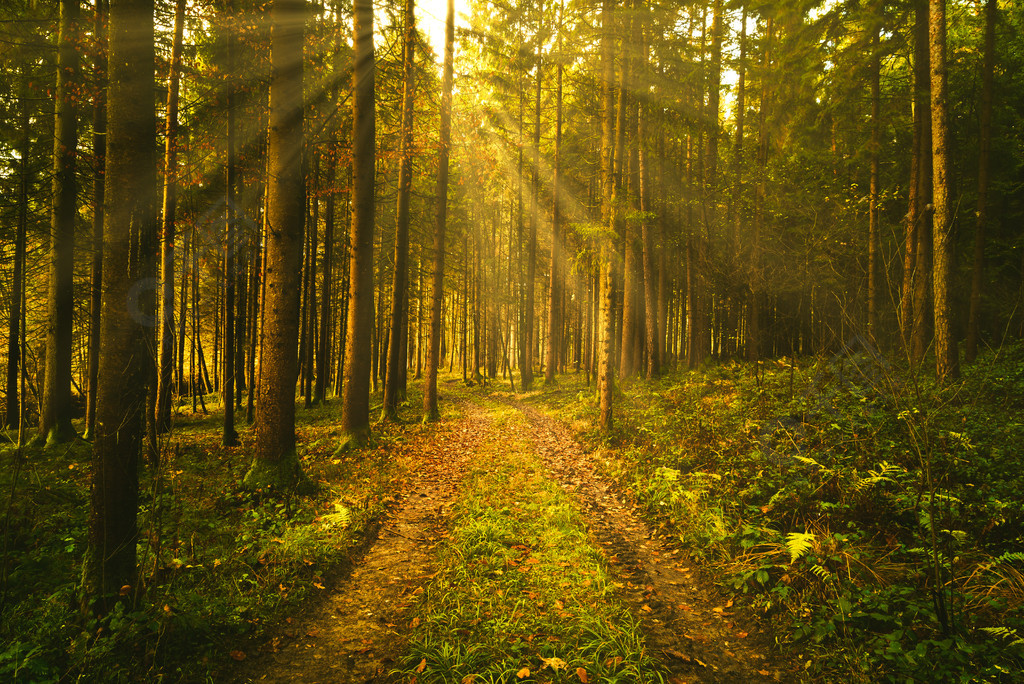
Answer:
[396,403,663,684]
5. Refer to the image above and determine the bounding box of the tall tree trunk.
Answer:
[965,0,996,363]
[315,154,335,405]
[341,0,376,441]
[6,68,32,433]
[544,3,563,386]
[83,0,107,441]
[245,0,309,490]
[156,0,186,435]
[912,0,933,365]
[223,8,239,446]
[598,0,616,432]
[749,16,772,363]
[383,0,416,420]
[82,0,158,613]
[424,0,455,422]
[868,19,881,342]
[929,0,959,381]
[522,0,543,392]
[638,33,659,379]
[38,0,80,446]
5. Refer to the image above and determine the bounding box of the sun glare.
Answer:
[417,0,470,58]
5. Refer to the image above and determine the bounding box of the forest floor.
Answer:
[230,386,791,683]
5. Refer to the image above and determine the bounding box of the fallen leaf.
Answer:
[725,598,734,608]
[665,649,690,662]
[554,599,564,610]
[641,604,653,613]
[411,617,421,629]
[540,656,568,671]
[576,667,589,683]
[229,650,246,661]
[461,676,476,684]
[669,678,689,684]
[737,631,749,638]
[712,606,725,614]
[416,658,427,673]
[516,667,530,679]
[758,670,772,676]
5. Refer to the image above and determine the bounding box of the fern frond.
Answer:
[810,563,833,583]
[980,626,1024,647]
[786,531,816,564]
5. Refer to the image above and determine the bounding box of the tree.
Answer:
[340,0,376,442]
[245,0,310,490]
[929,0,959,381]
[383,0,416,422]
[423,0,455,422]
[965,0,996,363]
[156,0,186,435]
[37,0,80,446]
[82,0,158,612]
[598,0,615,431]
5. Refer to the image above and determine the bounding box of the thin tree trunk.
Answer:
[749,16,772,363]
[912,0,933,365]
[965,0,995,363]
[156,0,186,434]
[868,18,880,341]
[545,4,563,386]
[929,0,959,381]
[424,0,454,422]
[598,0,616,431]
[383,0,416,420]
[6,68,32,432]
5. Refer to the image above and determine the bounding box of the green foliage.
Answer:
[551,343,1024,682]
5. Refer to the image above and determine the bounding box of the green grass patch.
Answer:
[398,407,663,684]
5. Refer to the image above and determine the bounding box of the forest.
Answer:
[1,0,1024,680]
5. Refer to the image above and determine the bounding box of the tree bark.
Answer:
[868,19,881,341]
[38,0,80,446]
[544,3,563,386]
[912,0,933,365]
[340,0,377,440]
[598,0,616,432]
[156,0,186,435]
[383,0,416,420]
[423,0,455,422]
[929,0,959,380]
[82,0,158,613]
[245,0,309,490]
[6,67,32,433]
[965,0,996,363]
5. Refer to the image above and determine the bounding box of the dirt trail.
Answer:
[513,401,788,683]
[232,404,488,684]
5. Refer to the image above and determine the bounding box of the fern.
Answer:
[786,531,816,563]
[980,626,1024,648]
[320,503,352,530]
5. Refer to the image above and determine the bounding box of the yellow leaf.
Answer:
[416,658,427,673]
[576,667,589,683]
[540,656,567,671]
[516,666,530,679]
[461,676,476,684]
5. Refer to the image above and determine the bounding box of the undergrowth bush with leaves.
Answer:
[0,397,407,682]
[549,344,1024,682]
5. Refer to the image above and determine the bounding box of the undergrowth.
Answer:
[0,390,414,682]
[539,343,1024,682]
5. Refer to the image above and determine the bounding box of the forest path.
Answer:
[232,401,486,683]
[234,391,787,683]
[509,398,786,682]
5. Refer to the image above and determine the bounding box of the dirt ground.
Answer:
[230,396,791,683]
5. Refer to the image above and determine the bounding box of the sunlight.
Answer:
[417,0,470,57]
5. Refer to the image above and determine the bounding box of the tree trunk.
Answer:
[83,1,107,441]
[638,33,660,379]
[6,67,32,433]
[82,0,158,613]
[929,0,959,381]
[868,19,880,341]
[748,16,772,363]
[383,0,416,420]
[38,0,80,446]
[965,0,995,363]
[598,0,616,432]
[544,4,563,386]
[423,0,454,422]
[245,0,309,490]
[912,0,933,365]
[156,0,186,435]
[341,0,377,441]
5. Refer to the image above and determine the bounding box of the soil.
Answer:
[230,395,792,683]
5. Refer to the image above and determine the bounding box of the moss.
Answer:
[241,452,316,495]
